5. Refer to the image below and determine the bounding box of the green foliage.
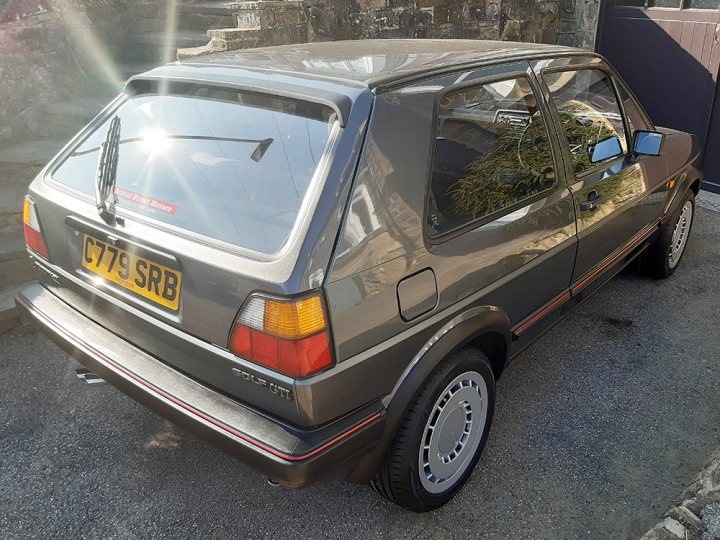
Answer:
[448,103,619,220]
[556,104,617,175]
[449,116,554,218]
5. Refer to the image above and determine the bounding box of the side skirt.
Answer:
[508,217,663,358]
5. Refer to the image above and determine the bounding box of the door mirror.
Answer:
[589,136,623,163]
[632,130,664,156]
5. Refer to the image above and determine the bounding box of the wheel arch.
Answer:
[345,305,511,484]
[665,167,702,218]
[690,177,701,196]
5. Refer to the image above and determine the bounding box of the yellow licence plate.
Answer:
[82,234,182,310]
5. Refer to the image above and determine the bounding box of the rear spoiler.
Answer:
[126,64,353,128]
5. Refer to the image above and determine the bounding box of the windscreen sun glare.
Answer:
[141,129,171,155]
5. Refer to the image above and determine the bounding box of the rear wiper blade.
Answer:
[95,116,121,223]
[75,134,273,162]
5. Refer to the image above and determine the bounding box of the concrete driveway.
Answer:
[1,207,719,540]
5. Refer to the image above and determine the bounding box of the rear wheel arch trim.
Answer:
[341,307,510,485]
[385,306,510,401]
[381,306,510,431]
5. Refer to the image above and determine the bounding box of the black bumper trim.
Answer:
[15,283,385,486]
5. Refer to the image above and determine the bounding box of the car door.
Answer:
[419,64,579,346]
[533,56,667,302]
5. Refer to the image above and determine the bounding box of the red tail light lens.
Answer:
[228,294,333,378]
[23,196,49,259]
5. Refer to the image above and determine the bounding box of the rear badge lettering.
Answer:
[232,368,293,401]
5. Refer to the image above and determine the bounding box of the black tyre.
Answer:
[371,348,495,512]
[643,191,695,279]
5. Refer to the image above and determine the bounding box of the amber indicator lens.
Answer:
[23,196,49,259]
[229,293,332,378]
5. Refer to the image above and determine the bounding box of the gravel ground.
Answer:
[1,208,719,540]
[702,504,720,540]
[703,504,720,540]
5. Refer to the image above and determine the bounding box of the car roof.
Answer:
[178,39,582,88]
[127,40,586,126]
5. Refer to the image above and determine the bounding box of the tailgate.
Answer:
[20,78,365,426]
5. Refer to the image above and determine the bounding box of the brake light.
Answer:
[229,294,333,378]
[23,196,48,259]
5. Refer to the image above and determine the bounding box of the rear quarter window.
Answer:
[51,84,338,255]
[426,76,557,237]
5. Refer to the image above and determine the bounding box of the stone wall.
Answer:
[308,0,599,48]
[0,0,141,141]
[0,0,600,141]
[199,0,600,58]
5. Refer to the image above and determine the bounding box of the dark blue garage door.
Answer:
[596,0,720,193]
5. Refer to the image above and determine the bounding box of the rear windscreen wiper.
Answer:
[95,116,121,223]
[78,135,273,162]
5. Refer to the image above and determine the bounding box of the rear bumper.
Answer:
[15,282,385,488]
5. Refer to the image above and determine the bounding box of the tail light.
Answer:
[23,196,49,259]
[229,293,333,378]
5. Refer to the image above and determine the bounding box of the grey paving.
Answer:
[0,162,41,216]
[0,209,719,539]
[698,189,720,214]
[0,140,64,166]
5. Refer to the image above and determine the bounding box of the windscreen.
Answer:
[51,83,337,254]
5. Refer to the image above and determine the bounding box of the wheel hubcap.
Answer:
[418,371,488,494]
[669,201,693,269]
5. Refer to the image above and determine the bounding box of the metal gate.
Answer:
[596,0,720,192]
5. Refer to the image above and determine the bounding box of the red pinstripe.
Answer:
[514,217,663,335]
[514,291,571,334]
[571,219,662,295]
[18,294,381,462]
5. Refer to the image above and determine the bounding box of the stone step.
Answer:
[178,27,262,58]
[177,0,237,30]
[208,27,261,40]
[177,42,225,60]
[179,11,236,32]
[177,1,236,15]
[127,29,211,63]
[130,29,211,48]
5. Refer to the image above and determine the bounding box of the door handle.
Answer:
[579,190,604,212]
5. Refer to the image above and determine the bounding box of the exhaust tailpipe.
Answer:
[75,368,105,384]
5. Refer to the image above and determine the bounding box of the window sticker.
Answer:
[114,187,178,216]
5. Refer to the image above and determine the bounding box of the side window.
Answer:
[543,69,627,176]
[615,79,652,134]
[426,77,556,237]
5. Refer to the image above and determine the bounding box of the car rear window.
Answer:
[51,83,338,255]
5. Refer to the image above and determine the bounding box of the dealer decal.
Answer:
[114,187,178,216]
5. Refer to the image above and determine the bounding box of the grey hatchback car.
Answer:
[17,40,701,511]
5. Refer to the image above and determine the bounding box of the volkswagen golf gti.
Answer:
[16,40,701,511]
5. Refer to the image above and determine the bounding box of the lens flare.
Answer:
[142,129,171,154]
